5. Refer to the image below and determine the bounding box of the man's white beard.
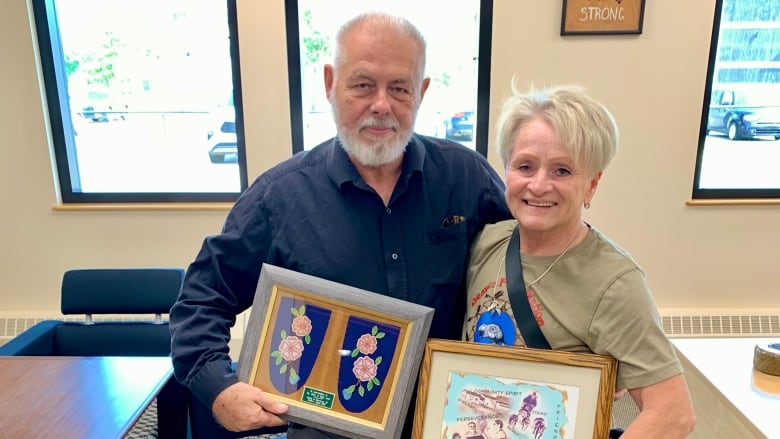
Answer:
[332,110,413,167]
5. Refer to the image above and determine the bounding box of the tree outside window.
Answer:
[36,0,246,203]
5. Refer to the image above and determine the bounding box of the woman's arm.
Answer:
[621,374,696,438]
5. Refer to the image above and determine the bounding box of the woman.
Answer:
[464,84,696,438]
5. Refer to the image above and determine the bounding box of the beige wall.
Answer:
[1,0,777,315]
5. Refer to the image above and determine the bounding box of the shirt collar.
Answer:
[325,135,425,189]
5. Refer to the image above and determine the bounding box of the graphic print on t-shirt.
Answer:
[466,276,517,346]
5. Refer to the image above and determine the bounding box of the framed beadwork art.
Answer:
[412,339,618,439]
[237,264,434,439]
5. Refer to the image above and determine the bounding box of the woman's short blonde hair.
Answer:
[495,83,619,177]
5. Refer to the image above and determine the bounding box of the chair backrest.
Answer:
[61,268,184,317]
[54,268,185,356]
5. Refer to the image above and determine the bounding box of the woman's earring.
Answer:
[584,201,591,209]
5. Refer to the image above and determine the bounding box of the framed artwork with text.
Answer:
[237,264,434,439]
[561,0,646,35]
[412,339,618,439]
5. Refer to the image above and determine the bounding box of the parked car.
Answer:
[707,87,780,141]
[76,89,128,122]
[207,101,238,163]
[444,111,474,141]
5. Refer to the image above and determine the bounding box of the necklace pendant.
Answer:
[486,300,503,314]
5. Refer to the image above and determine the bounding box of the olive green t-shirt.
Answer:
[464,220,682,390]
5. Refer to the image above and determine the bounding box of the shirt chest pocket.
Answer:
[423,224,469,287]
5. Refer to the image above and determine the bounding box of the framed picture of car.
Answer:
[237,264,434,439]
[412,339,618,439]
[561,0,646,35]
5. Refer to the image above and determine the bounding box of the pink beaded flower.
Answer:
[270,305,311,385]
[342,325,385,400]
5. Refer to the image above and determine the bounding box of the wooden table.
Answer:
[672,337,780,439]
[0,356,174,439]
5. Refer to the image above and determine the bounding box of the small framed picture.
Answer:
[561,0,646,35]
[412,339,618,439]
[237,264,434,439]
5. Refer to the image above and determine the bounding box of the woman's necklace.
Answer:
[485,225,585,312]
[486,252,508,313]
[525,226,584,288]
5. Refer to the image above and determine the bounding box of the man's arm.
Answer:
[169,232,258,407]
[170,234,291,431]
[169,179,282,428]
[621,374,696,438]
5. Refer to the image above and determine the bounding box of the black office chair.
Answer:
[0,268,189,438]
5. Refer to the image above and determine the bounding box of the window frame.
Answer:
[692,0,780,201]
[283,0,494,158]
[33,0,248,204]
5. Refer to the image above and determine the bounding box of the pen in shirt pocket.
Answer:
[441,215,465,227]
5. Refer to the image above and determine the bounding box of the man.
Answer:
[521,391,538,414]
[169,12,511,438]
[464,421,485,439]
[490,419,507,439]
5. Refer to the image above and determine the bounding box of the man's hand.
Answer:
[212,382,288,432]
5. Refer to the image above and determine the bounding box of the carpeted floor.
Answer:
[125,399,163,439]
[126,399,287,439]
[611,393,641,429]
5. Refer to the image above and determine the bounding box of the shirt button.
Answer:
[391,253,398,260]
[386,208,392,214]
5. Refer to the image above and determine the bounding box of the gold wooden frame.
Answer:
[412,339,618,439]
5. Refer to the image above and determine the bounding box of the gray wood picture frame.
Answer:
[237,263,434,439]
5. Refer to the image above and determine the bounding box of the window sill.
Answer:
[52,203,234,211]
[686,199,780,206]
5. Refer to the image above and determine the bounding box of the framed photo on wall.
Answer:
[237,264,434,439]
[412,339,618,439]
[561,0,646,35]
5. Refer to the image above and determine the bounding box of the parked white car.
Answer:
[207,101,238,163]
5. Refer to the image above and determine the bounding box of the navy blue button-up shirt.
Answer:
[170,134,511,408]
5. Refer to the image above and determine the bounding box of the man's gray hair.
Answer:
[332,11,427,75]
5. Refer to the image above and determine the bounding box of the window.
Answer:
[693,0,780,200]
[34,0,247,204]
[285,0,493,157]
